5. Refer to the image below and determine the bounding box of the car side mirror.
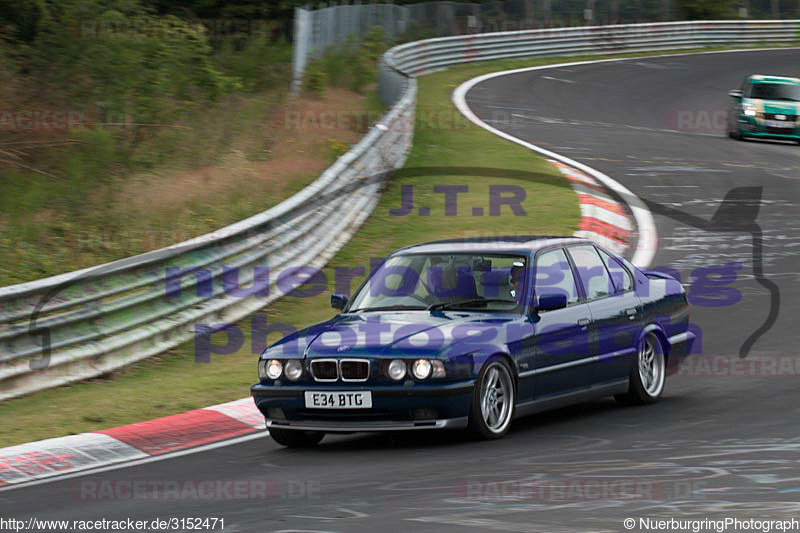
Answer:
[728,89,743,99]
[331,293,348,310]
[535,293,567,312]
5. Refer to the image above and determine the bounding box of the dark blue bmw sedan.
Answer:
[251,236,695,447]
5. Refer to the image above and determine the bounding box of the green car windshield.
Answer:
[749,82,800,102]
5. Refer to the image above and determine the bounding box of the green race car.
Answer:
[728,74,800,143]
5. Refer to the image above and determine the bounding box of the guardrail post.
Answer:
[291,7,312,94]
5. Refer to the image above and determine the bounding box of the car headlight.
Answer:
[412,359,432,380]
[743,104,757,117]
[431,359,446,378]
[261,359,282,380]
[387,359,407,380]
[284,359,303,381]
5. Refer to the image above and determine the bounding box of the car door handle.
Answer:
[577,318,591,328]
[625,307,638,319]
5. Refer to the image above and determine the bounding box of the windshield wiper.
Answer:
[427,298,517,311]
[348,305,428,313]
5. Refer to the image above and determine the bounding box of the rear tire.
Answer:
[268,427,325,447]
[614,332,666,406]
[468,359,515,440]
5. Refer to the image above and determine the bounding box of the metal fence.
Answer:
[1,18,797,400]
[293,1,800,88]
[380,20,799,85]
[0,83,415,401]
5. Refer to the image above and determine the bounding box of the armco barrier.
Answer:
[382,21,799,78]
[0,20,796,400]
[0,81,415,401]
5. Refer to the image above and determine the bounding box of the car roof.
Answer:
[749,74,800,85]
[391,235,585,255]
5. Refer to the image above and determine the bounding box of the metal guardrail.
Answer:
[0,80,415,401]
[382,20,799,79]
[1,19,796,401]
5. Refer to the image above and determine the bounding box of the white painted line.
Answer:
[450,48,800,268]
[458,46,800,267]
[541,75,575,84]
[452,57,658,268]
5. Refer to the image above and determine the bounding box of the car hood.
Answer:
[262,311,518,360]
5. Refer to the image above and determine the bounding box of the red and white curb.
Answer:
[451,56,659,268]
[548,160,633,255]
[0,398,263,488]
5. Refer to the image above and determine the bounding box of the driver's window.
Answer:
[534,249,579,305]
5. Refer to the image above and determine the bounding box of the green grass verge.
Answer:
[0,44,788,447]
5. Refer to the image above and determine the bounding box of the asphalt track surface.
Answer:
[4,49,800,532]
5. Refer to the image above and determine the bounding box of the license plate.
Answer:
[304,391,372,409]
[765,119,794,128]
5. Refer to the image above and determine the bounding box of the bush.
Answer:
[677,0,739,19]
[212,38,292,93]
[362,26,388,62]
[304,59,328,95]
[305,27,389,96]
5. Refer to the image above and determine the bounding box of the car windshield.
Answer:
[346,253,528,313]
[749,82,800,102]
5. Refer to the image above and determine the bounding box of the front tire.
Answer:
[615,332,666,405]
[468,359,515,439]
[268,427,325,447]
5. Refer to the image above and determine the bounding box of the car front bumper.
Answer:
[736,116,800,140]
[251,381,475,432]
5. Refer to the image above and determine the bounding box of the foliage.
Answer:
[304,26,389,96]
[326,137,350,159]
[676,0,739,19]
[303,59,328,95]
[212,38,292,93]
